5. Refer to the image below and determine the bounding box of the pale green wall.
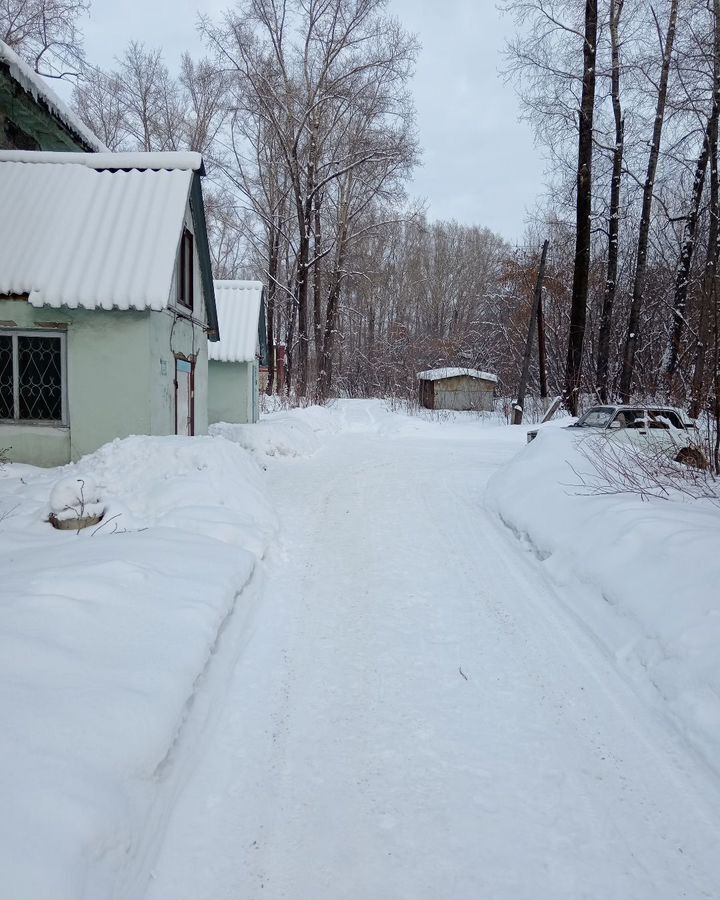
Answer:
[208,359,257,425]
[0,422,70,467]
[149,310,208,436]
[0,298,209,466]
[69,309,151,460]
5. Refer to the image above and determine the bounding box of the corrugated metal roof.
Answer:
[0,156,193,310]
[0,40,107,151]
[417,367,498,383]
[209,281,263,363]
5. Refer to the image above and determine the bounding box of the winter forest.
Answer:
[4,0,720,449]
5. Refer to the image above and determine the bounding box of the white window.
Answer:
[0,331,67,425]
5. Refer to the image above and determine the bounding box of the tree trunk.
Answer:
[596,0,624,403]
[318,224,349,402]
[265,220,280,394]
[514,239,549,424]
[285,279,297,396]
[619,0,679,402]
[662,114,713,395]
[313,192,323,379]
[294,143,315,397]
[563,0,598,416]
[690,0,720,419]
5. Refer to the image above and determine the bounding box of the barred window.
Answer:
[0,332,65,424]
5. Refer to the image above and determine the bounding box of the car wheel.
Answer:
[675,447,708,470]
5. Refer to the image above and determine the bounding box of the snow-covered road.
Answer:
[146,403,720,900]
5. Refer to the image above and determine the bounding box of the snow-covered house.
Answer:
[417,368,498,412]
[0,150,219,466]
[0,40,104,152]
[208,281,268,426]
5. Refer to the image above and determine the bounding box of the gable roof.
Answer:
[0,40,106,152]
[0,151,216,327]
[209,281,264,363]
[417,367,499,384]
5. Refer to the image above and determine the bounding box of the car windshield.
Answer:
[576,407,616,428]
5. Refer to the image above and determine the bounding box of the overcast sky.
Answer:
[67,0,545,242]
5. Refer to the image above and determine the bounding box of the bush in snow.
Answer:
[570,436,719,505]
[48,475,105,529]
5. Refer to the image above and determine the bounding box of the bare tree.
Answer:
[72,66,125,148]
[564,0,598,415]
[618,0,679,401]
[203,0,418,396]
[73,43,229,155]
[596,0,624,403]
[0,0,89,78]
[662,112,713,394]
[690,0,720,419]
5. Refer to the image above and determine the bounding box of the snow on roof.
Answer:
[209,281,264,363]
[0,40,107,152]
[0,149,203,171]
[0,155,194,310]
[417,367,499,383]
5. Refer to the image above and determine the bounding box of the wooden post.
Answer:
[513,239,550,425]
[537,287,548,399]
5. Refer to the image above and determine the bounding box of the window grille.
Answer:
[0,332,65,424]
[0,336,12,420]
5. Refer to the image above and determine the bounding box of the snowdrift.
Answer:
[0,435,277,899]
[211,404,340,458]
[487,427,720,773]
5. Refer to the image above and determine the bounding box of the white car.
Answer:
[527,405,707,467]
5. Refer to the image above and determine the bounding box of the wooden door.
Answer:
[175,358,194,436]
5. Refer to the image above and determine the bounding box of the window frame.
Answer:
[177,228,194,312]
[0,329,68,427]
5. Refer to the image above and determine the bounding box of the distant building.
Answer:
[208,281,268,425]
[417,368,498,412]
[0,40,104,151]
[0,150,219,466]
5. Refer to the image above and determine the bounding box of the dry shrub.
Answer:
[568,435,720,505]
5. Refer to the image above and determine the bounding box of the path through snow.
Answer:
[146,401,720,900]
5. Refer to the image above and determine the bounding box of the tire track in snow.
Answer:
[145,427,720,900]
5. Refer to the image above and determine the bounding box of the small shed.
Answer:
[208,281,267,425]
[417,368,498,411]
[0,149,219,466]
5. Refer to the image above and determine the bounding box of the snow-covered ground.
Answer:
[0,436,276,899]
[3,400,720,899]
[143,400,720,900]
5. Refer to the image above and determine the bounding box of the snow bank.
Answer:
[211,399,515,454]
[487,427,720,772]
[82,435,277,556]
[0,434,277,898]
[211,405,339,458]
